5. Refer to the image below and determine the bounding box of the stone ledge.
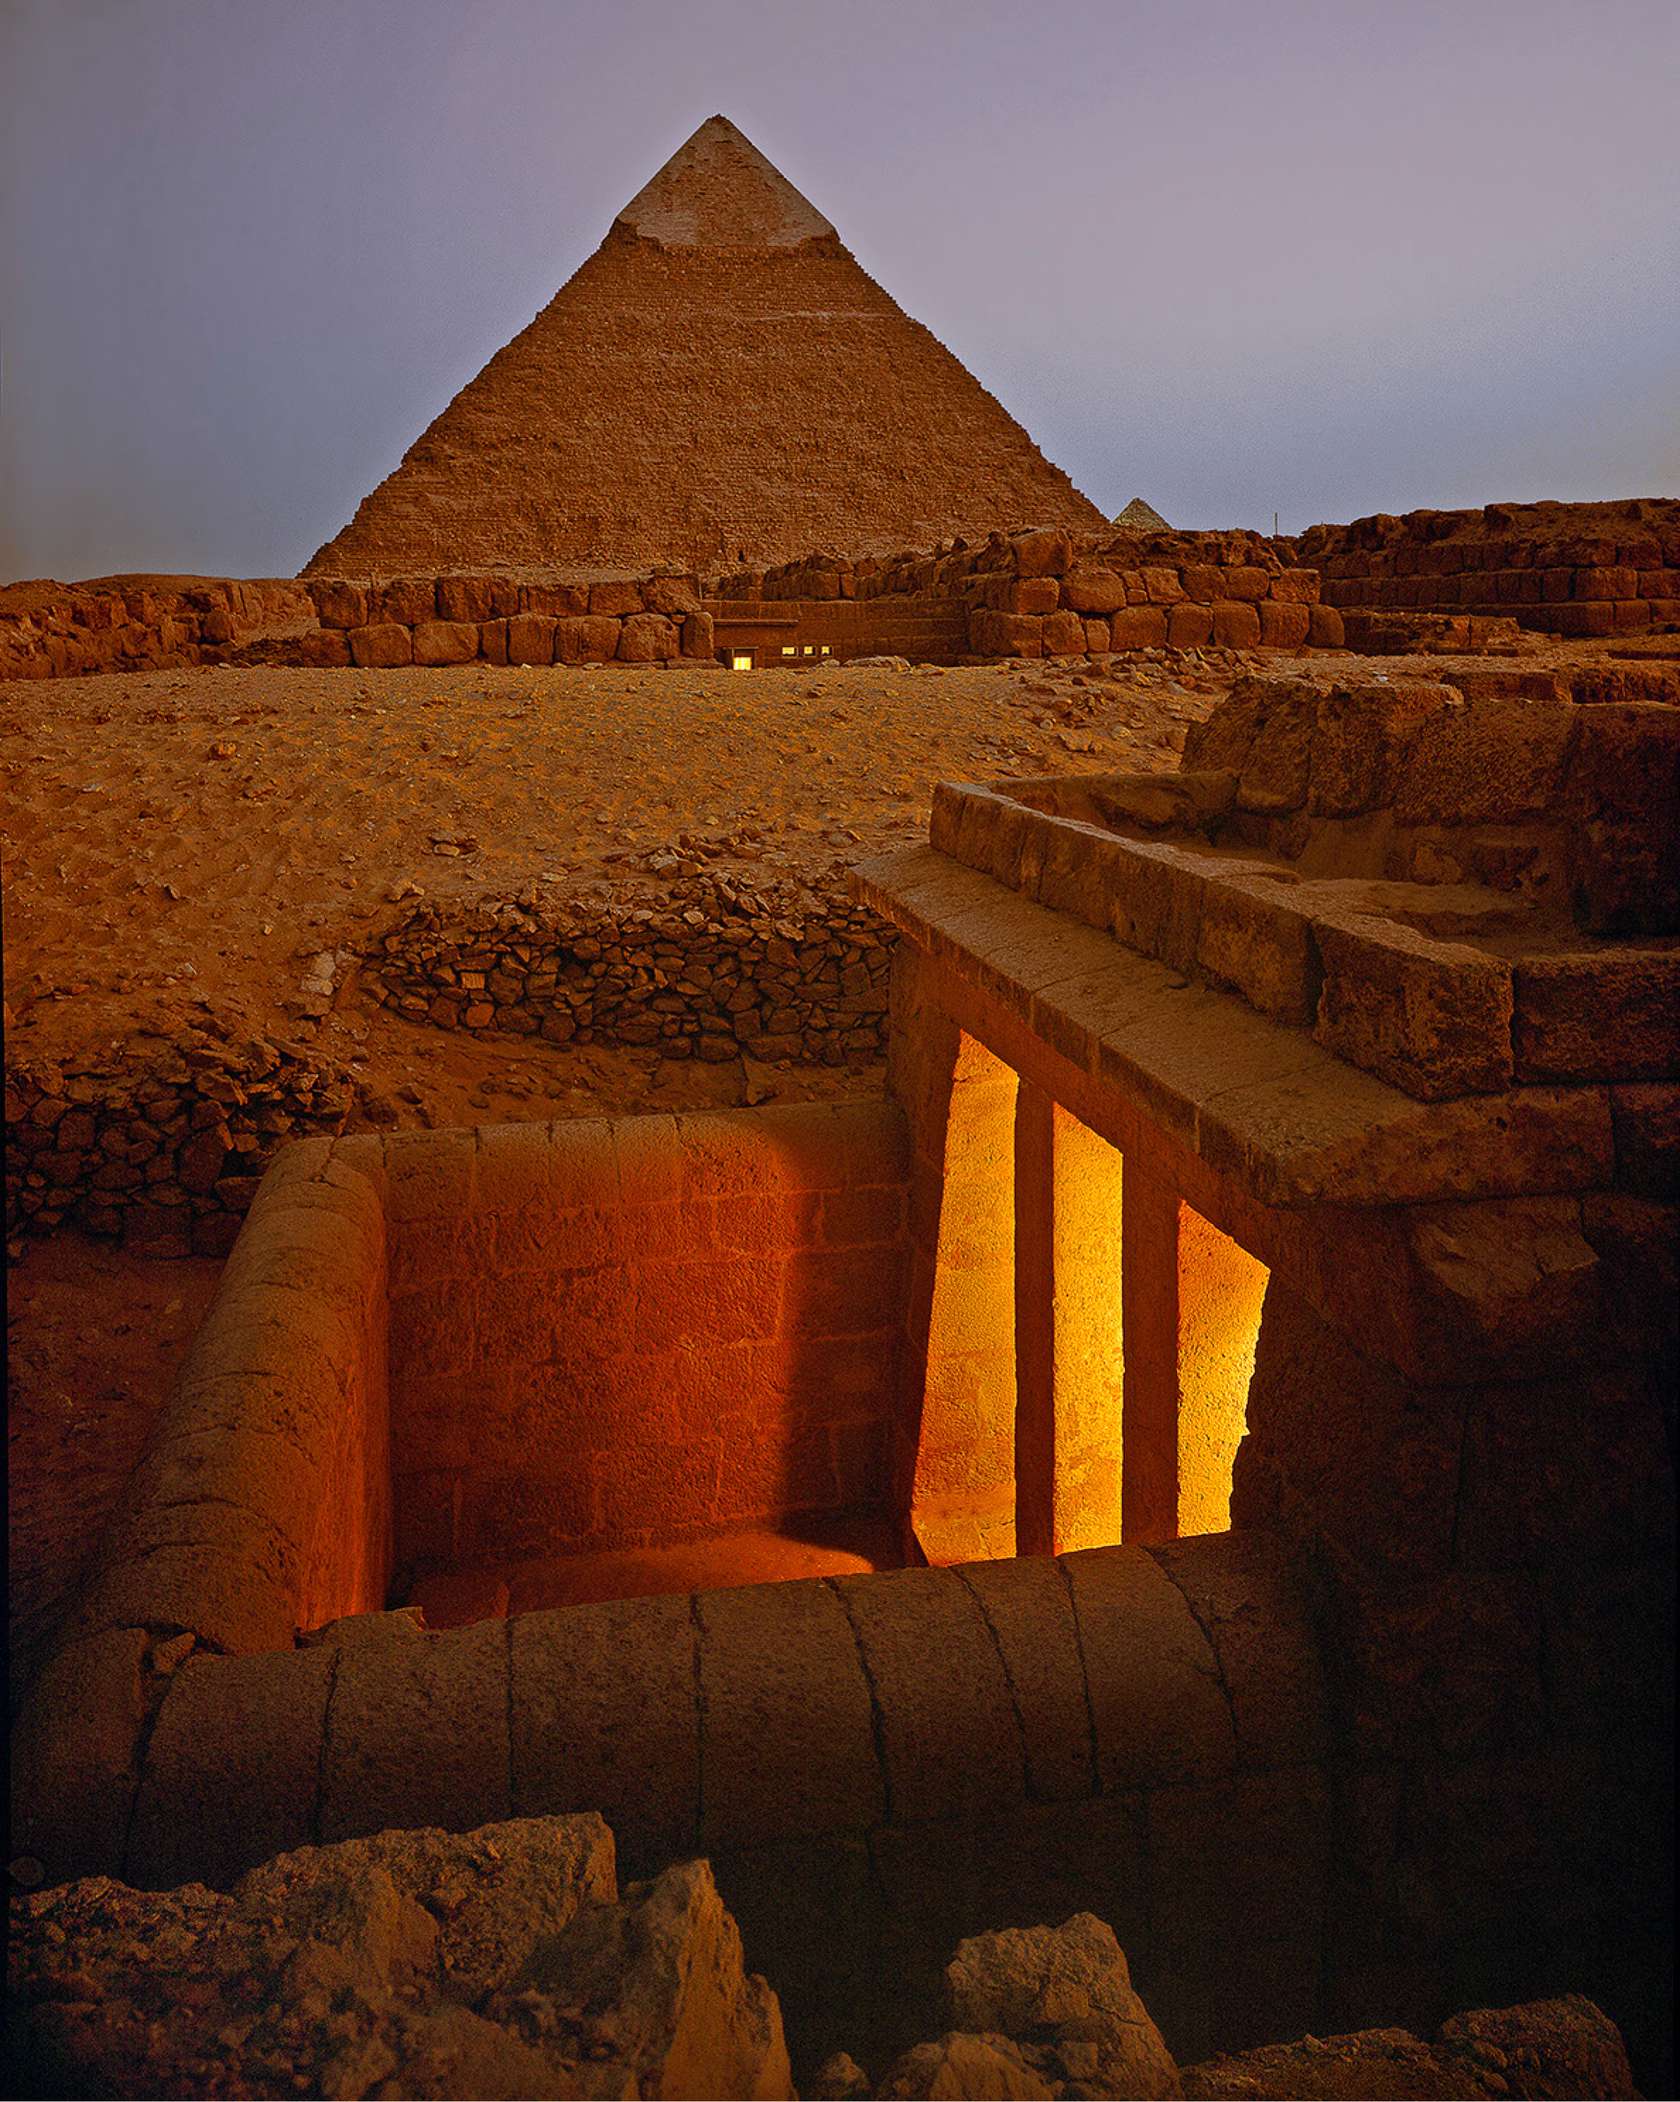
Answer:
[852,846,1614,1209]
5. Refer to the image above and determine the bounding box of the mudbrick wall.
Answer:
[1298,497,1680,636]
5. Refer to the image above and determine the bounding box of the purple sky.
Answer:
[3,0,1677,581]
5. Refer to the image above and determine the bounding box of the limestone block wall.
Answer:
[303,572,715,667]
[369,875,894,1067]
[1298,497,1680,636]
[0,576,315,679]
[382,1103,908,1579]
[721,525,1344,661]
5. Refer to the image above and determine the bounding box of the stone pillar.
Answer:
[1121,1169,1269,1543]
[1013,1086,1124,1555]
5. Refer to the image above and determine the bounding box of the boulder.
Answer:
[945,1914,1181,2099]
[5,1815,794,2102]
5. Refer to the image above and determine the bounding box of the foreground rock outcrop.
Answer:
[6,1820,1640,2100]
[830,1915,1636,2101]
[6,1814,791,2100]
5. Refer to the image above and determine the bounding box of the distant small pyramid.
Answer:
[305,115,1105,577]
[1113,497,1170,532]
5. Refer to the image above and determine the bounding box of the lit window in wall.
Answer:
[781,645,796,656]
[730,651,753,672]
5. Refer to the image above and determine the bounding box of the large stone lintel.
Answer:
[853,846,1611,1212]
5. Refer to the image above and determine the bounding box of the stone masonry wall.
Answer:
[369,873,894,1068]
[303,572,716,668]
[0,576,315,680]
[384,1105,908,1582]
[721,525,1344,661]
[1298,497,1680,637]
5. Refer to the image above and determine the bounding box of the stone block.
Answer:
[437,574,516,622]
[1562,701,1680,934]
[1234,680,1321,813]
[512,1593,698,1871]
[829,1565,1023,1825]
[320,1614,510,1842]
[1008,575,1060,615]
[1012,528,1072,578]
[1314,912,1514,1098]
[1147,1532,1328,1770]
[1040,609,1087,657]
[127,1644,335,1887]
[1143,566,1187,604]
[1109,605,1168,649]
[10,1628,148,1882]
[518,579,587,617]
[1308,680,1458,815]
[1211,599,1262,649]
[1105,839,1211,973]
[1514,951,1680,1081]
[1394,696,1575,827]
[682,608,715,657]
[1232,1282,1464,1574]
[949,1555,1097,1803]
[504,614,555,665]
[1167,602,1214,648]
[1306,603,1344,646]
[348,622,413,668]
[1610,1083,1680,1194]
[578,614,622,660]
[1194,874,1320,1023]
[1258,600,1311,647]
[696,1578,882,1851]
[308,578,367,628]
[411,618,479,666]
[1061,565,1128,615]
[374,578,437,625]
[589,579,643,616]
[478,616,509,663]
[617,611,680,662]
[1058,1545,1235,1789]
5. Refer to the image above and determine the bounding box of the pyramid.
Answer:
[1113,496,1170,532]
[305,116,1106,578]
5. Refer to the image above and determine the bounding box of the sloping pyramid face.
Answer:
[1114,496,1170,532]
[305,116,1105,577]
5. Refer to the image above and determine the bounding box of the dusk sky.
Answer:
[2,0,1676,581]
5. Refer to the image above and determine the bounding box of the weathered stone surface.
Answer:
[1314,913,1514,1099]
[1181,1995,1638,2098]
[412,617,479,666]
[347,621,413,668]
[617,611,681,662]
[946,1914,1181,2098]
[7,1815,793,2102]
[880,2032,1057,2097]
[1562,702,1680,934]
